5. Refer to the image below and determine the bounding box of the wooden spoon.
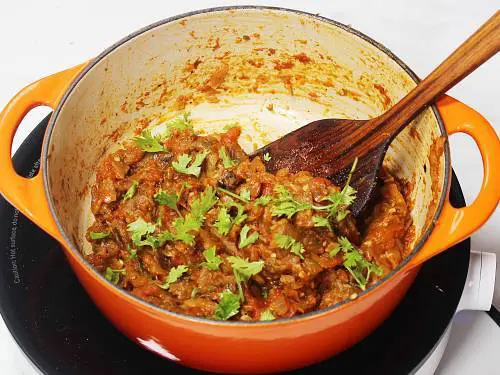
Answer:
[252,11,499,216]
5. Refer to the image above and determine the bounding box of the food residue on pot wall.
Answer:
[44,10,444,260]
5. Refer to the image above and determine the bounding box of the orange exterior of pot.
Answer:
[0,63,87,244]
[65,249,420,373]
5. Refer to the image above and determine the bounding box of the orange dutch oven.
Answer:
[0,7,499,373]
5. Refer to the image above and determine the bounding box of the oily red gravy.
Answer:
[85,116,411,321]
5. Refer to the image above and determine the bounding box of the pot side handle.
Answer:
[408,95,500,267]
[0,63,88,243]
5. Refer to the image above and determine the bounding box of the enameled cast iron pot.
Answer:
[1,7,499,373]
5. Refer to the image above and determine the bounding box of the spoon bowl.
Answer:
[253,11,499,215]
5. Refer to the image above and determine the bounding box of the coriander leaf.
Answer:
[155,216,162,227]
[290,242,305,258]
[90,231,110,240]
[127,218,156,246]
[260,310,275,321]
[229,257,264,278]
[202,246,223,271]
[345,157,358,186]
[229,201,248,225]
[263,152,271,162]
[329,236,355,258]
[171,187,217,244]
[217,187,249,203]
[123,180,139,201]
[137,230,174,248]
[219,147,237,169]
[158,265,189,290]
[274,234,305,259]
[338,236,355,251]
[133,129,165,152]
[154,189,181,216]
[172,217,196,245]
[312,216,333,232]
[214,200,247,236]
[271,185,311,219]
[189,186,218,221]
[239,188,251,201]
[163,113,193,138]
[104,267,125,285]
[343,251,369,290]
[128,248,138,260]
[315,158,358,222]
[332,236,383,290]
[214,290,240,320]
[214,207,233,236]
[254,195,271,207]
[319,186,356,222]
[238,225,259,249]
[227,256,264,300]
[172,150,210,177]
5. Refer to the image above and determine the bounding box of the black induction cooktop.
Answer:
[0,114,470,374]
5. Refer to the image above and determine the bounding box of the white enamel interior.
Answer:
[45,8,446,256]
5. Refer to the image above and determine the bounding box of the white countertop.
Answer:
[0,1,498,374]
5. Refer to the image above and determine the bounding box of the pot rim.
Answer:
[42,5,450,326]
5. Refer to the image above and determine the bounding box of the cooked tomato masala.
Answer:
[86,115,411,321]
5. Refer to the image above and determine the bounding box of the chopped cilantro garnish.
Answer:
[90,231,110,240]
[263,152,271,162]
[214,200,247,236]
[127,218,156,246]
[318,185,356,222]
[171,187,217,244]
[274,234,305,259]
[271,185,311,219]
[137,231,174,248]
[219,147,237,169]
[239,188,251,201]
[154,189,181,216]
[158,265,189,290]
[331,236,383,290]
[214,289,240,320]
[312,215,333,232]
[238,225,259,249]
[254,195,271,207]
[202,246,223,271]
[127,216,172,248]
[314,158,358,222]
[133,129,165,152]
[123,180,139,201]
[188,186,218,221]
[171,216,198,245]
[227,256,264,300]
[214,207,232,236]
[270,159,358,222]
[163,113,193,138]
[172,150,210,177]
[260,310,275,321]
[216,187,250,203]
[127,244,138,260]
[229,201,248,225]
[104,267,125,285]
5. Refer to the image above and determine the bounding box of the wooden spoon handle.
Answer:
[376,11,500,136]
